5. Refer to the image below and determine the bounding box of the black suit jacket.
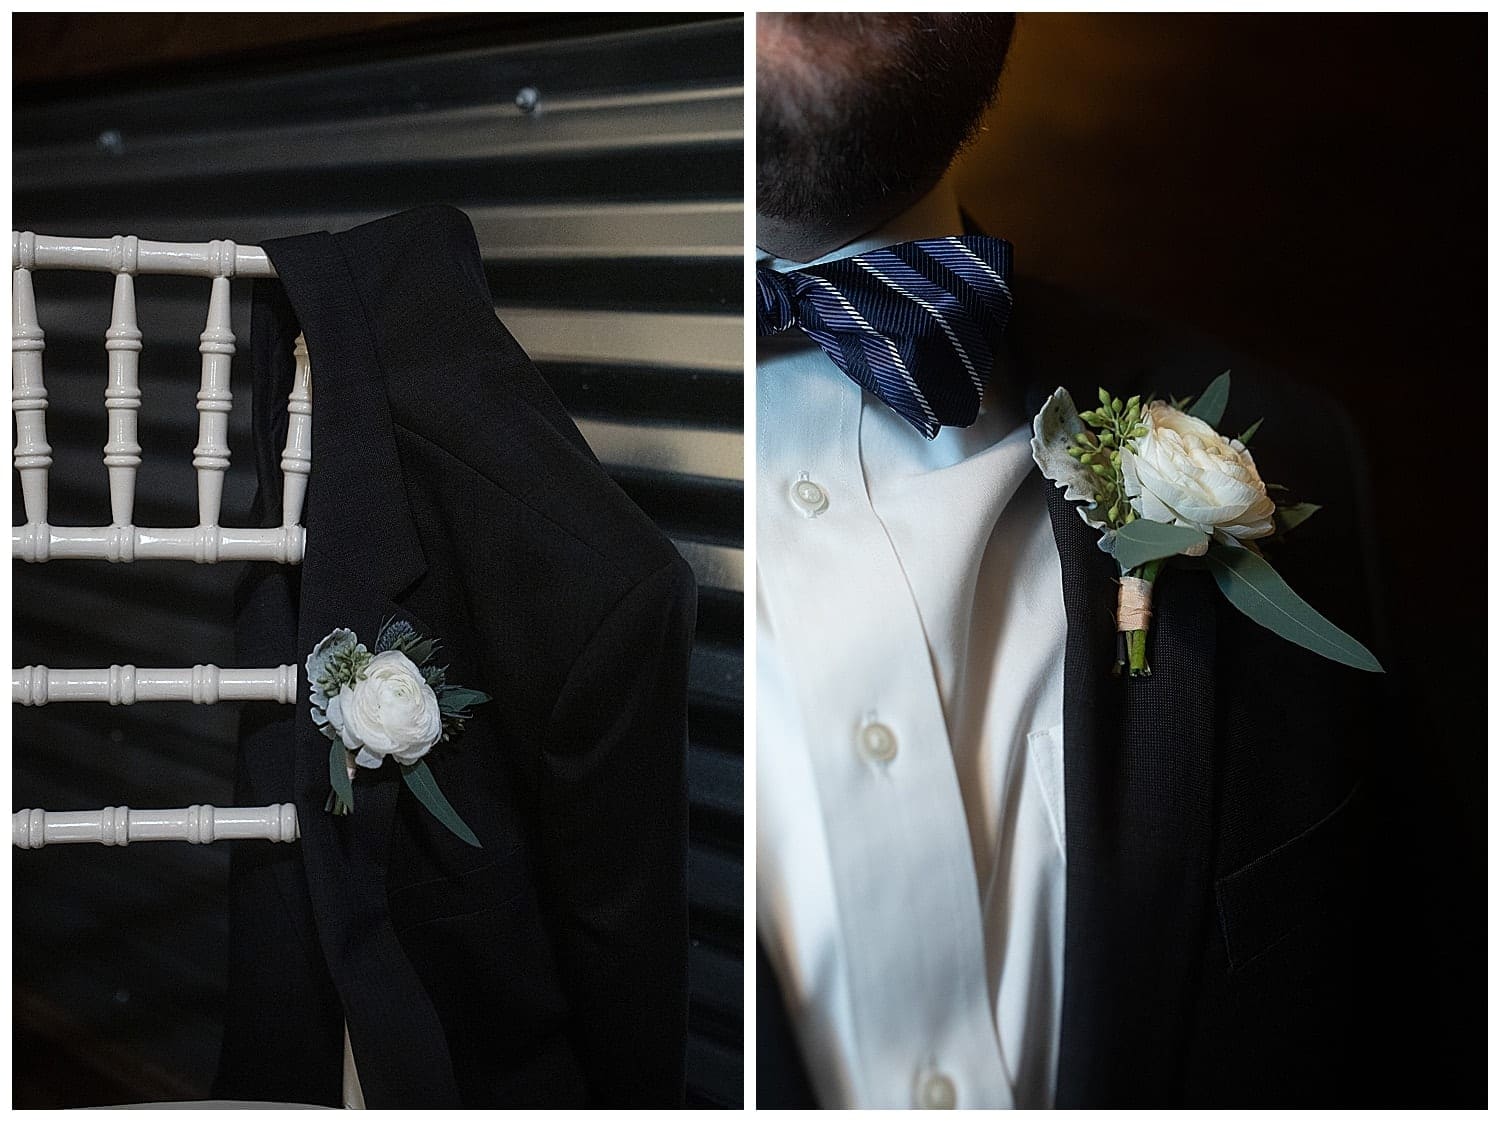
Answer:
[213,206,697,1107]
[757,274,1473,1107]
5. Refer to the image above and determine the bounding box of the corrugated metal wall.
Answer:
[12,15,743,1108]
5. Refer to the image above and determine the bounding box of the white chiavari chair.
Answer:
[11,231,362,1109]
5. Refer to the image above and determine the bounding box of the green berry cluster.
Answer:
[318,641,372,696]
[1065,388,1148,529]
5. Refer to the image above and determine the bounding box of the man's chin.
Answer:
[755,212,857,264]
[756,189,930,263]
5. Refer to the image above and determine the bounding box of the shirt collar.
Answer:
[758,178,965,272]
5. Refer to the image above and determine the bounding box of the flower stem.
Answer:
[1125,558,1163,678]
[1127,626,1150,676]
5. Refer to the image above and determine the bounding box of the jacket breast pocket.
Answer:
[1214,780,1368,973]
[388,844,530,931]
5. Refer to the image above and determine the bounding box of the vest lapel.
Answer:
[1042,460,1220,1106]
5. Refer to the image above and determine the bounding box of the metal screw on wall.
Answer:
[514,86,540,114]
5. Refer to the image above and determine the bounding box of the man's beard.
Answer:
[757,14,1016,231]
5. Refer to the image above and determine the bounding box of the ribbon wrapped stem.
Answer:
[1116,561,1163,677]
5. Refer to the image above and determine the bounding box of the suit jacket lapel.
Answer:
[1018,355,1219,1103]
[253,228,460,1106]
[1042,473,1219,1105]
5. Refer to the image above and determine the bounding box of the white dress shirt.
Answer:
[756,181,1069,1109]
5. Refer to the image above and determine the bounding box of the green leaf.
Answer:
[328,739,353,812]
[1186,371,1231,429]
[438,687,490,713]
[1274,502,1321,534]
[401,637,438,666]
[1113,519,1209,571]
[1238,417,1264,445]
[1203,542,1383,672]
[401,760,481,848]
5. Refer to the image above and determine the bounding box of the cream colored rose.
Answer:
[326,650,443,769]
[1120,402,1276,544]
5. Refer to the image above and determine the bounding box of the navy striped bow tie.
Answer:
[757,235,1014,438]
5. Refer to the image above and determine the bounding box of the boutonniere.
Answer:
[1032,372,1382,677]
[306,618,491,847]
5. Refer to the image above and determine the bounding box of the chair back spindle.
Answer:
[12,248,50,531]
[103,268,143,527]
[193,271,235,534]
[281,334,312,529]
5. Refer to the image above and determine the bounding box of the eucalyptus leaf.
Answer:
[1274,502,1321,534]
[1238,417,1264,445]
[1112,519,1209,572]
[328,739,353,812]
[401,760,481,848]
[438,687,491,714]
[402,637,438,667]
[1186,371,1231,429]
[1203,542,1382,672]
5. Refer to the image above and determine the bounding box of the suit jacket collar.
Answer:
[1015,289,1221,1107]
[264,226,426,600]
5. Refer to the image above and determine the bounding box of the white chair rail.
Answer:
[12,231,311,564]
[14,664,298,706]
[12,804,299,849]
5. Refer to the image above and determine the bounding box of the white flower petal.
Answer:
[336,649,444,765]
[393,741,433,766]
[1125,400,1274,540]
[354,747,383,770]
[325,690,359,749]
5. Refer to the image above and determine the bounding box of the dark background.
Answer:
[12,13,742,1108]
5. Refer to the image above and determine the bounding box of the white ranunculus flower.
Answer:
[326,650,443,769]
[1121,402,1276,545]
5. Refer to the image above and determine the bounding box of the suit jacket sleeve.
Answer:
[538,553,697,1104]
